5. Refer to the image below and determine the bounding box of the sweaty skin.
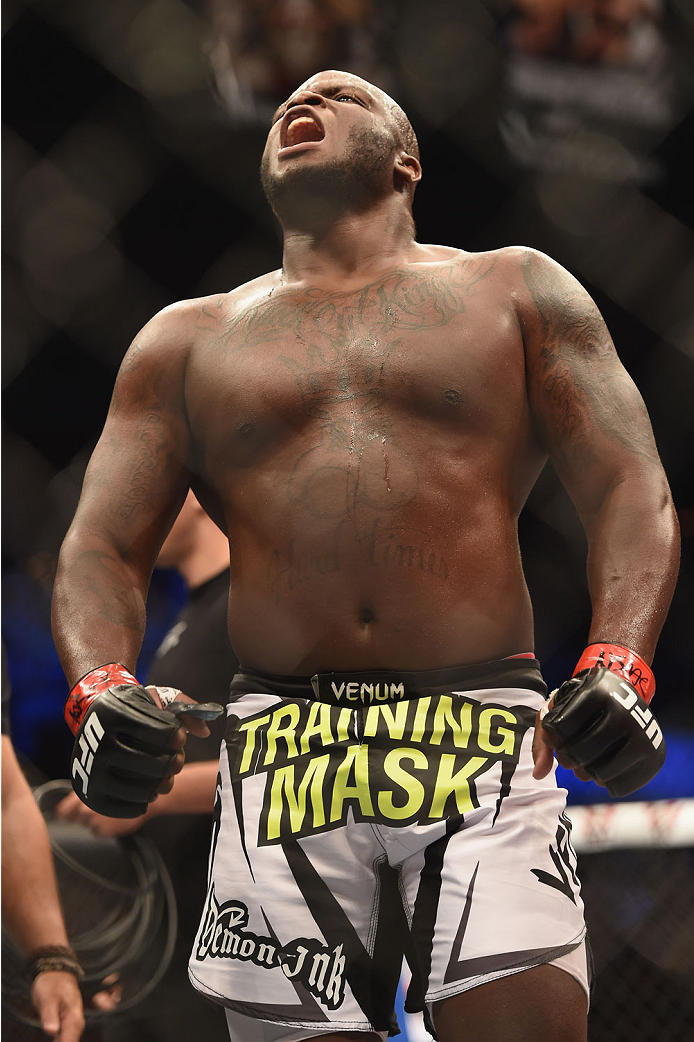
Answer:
[51,245,678,679]
[51,68,679,1042]
[189,248,540,672]
[52,72,678,729]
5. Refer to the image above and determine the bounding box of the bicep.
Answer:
[68,324,192,568]
[78,414,189,560]
[519,251,660,518]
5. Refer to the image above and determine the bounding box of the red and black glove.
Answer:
[65,664,184,818]
[540,643,665,798]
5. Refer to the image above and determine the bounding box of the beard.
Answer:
[260,124,394,226]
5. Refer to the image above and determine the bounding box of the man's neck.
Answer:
[279,198,417,286]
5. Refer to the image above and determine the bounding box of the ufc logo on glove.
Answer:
[71,712,105,796]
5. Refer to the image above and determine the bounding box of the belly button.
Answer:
[358,606,376,625]
[443,388,464,406]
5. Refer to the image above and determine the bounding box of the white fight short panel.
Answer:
[189,668,586,1036]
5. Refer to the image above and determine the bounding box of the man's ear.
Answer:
[394,152,422,190]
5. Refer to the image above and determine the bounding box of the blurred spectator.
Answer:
[56,491,236,1042]
[206,0,393,120]
[510,0,663,67]
[500,0,677,182]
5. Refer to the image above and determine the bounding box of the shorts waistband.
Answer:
[229,657,547,707]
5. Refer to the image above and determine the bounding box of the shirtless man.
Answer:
[52,70,679,1042]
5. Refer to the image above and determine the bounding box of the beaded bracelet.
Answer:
[24,945,84,982]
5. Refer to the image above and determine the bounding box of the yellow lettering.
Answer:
[478,707,517,756]
[336,708,352,742]
[330,745,374,822]
[238,714,271,773]
[363,701,409,739]
[299,702,335,754]
[264,703,301,766]
[379,748,427,819]
[429,754,487,817]
[410,696,431,742]
[265,754,329,841]
[429,696,472,748]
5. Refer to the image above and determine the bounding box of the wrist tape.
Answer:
[65,663,138,736]
[573,642,655,704]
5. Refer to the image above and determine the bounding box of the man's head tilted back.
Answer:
[260,70,421,228]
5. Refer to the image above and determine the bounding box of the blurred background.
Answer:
[3,1,694,1039]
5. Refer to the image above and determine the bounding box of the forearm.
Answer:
[2,775,69,954]
[585,471,680,663]
[144,760,218,817]
[52,528,149,685]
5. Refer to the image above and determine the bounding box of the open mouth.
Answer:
[279,110,325,152]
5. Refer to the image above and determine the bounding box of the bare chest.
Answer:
[185,265,526,470]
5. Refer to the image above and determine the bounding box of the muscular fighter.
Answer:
[52,70,679,1042]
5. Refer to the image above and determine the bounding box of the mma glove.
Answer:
[540,643,665,798]
[65,664,183,818]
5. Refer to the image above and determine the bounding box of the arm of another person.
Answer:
[517,249,680,779]
[1,736,85,1042]
[55,760,219,837]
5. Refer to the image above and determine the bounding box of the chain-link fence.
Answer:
[583,845,694,1041]
[574,801,694,1042]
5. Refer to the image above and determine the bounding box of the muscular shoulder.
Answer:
[122,296,216,368]
[135,292,239,348]
[490,244,564,274]
[484,247,618,369]
[162,273,282,339]
[124,273,280,360]
[418,243,559,292]
[493,246,593,327]
[112,294,230,411]
[414,244,517,301]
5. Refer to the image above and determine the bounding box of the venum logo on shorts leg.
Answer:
[531,815,580,904]
[196,885,346,1010]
